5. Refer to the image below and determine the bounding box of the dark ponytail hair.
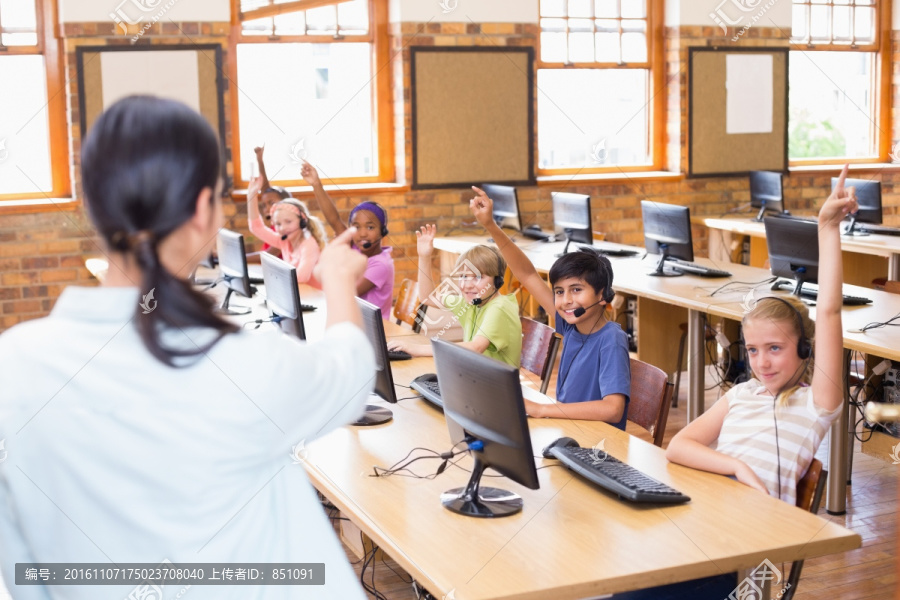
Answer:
[81,95,238,367]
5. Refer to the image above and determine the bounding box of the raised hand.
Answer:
[253,145,265,159]
[819,164,859,227]
[301,160,321,187]
[469,186,495,229]
[416,224,436,257]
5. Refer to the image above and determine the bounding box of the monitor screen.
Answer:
[749,171,785,221]
[432,339,539,518]
[356,297,397,405]
[215,229,254,314]
[482,183,522,231]
[641,200,694,276]
[260,253,306,340]
[764,216,819,295]
[552,192,592,246]
[832,177,882,235]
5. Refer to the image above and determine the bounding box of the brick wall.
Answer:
[1,21,899,331]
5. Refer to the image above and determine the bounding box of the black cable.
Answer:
[379,555,413,584]
[857,311,900,333]
[242,316,282,329]
[708,276,778,298]
[359,535,388,600]
[371,442,469,479]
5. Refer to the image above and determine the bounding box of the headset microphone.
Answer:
[281,234,288,241]
[471,288,499,306]
[361,241,373,249]
[573,300,603,318]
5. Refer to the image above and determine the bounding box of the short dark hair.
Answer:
[548,247,614,299]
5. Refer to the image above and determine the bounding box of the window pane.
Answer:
[832,6,850,41]
[854,7,875,42]
[568,0,593,18]
[337,0,369,34]
[789,51,875,160]
[594,0,617,18]
[0,0,37,30]
[306,5,337,34]
[541,0,567,17]
[809,5,830,41]
[621,0,645,19]
[791,4,808,40]
[537,68,650,168]
[568,31,595,62]
[1,32,37,45]
[237,43,376,180]
[243,16,273,36]
[0,55,52,195]
[622,32,646,63]
[274,12,306,36]
[595,32,619,62]
[541,31,568,62]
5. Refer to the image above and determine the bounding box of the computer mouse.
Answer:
[526,224,542,231]
[541,436,580,458]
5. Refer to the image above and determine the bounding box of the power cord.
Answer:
[242,315,283,329]
[370,440,480,479]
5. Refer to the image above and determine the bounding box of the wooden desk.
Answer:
[302,354,860,600]
[433,234,900,514]
[696,215,900,284]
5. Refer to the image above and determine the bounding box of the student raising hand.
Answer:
[417,223,436,257]
[819,164,859,227]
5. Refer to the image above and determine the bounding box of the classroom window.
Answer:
[0,0,67,200]
[537,0,657,172]
[788,0,883,162]
[234,0,387,185]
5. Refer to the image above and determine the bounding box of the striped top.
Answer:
[713,380,841,505]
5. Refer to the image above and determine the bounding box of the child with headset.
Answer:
[470,187,631,429]
[665,165,857,506]
[248,176,327,288]
[252,144,291,254]
[301,161,394,318]
[386,224,522,367]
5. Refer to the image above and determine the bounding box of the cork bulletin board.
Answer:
[76,44,225,142]
[688,47,788,177]
[411,47,534,189]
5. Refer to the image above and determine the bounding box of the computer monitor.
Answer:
[764,216,819,296]
[749,171,786,222]
[431,339,540,518]
[190,251,217,286]
[353,297,398,426]
[216,229,255,315]
[482,183,522,231]
[832,177,882,236]
[641,200,694,277]
[260,253,306,341]
[552,191,592,254]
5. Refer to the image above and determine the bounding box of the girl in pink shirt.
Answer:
[248,188,327,288]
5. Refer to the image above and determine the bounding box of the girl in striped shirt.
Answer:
[666,165,858,504]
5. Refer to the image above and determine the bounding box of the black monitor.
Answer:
[552,191,592,254]
[764,216,819,295]
[749,171,786,222]
[216,229,255,315]
[432,339,540,518]
[260,253,306,341]
[190,251,217,286]
[641,200,694,277]
[482,183,522,231]
[353,297,398,426]
[832,177,882,236]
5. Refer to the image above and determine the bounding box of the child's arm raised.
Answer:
[812,164,858,412]
[246,176,281,247]
[415,224,441,309]
[470,187,556,316]
[254,145,271,192]
[301,160,346,235]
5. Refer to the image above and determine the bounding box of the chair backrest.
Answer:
[393,279,423,332]
[627,358,672,447]
[783,459,828,600]
[519,317,561,395]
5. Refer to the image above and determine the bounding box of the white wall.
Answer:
[894,0,900,30]
[389,0,538,23]
[60,0,230,23]
[677,0,791,28]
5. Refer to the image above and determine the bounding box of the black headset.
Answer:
[468,248,505,307]
[351,202,389,237]
[578,247,615,303]
[275,198,309,230]
[759,296,812,359]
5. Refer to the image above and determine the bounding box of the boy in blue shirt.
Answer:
[470,187,631,429]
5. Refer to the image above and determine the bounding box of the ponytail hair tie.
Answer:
[109,230,156,252]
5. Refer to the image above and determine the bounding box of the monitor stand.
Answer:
[441,456,522,518]
[215,288,252,316]
[842,215,869,237]
[352,397,393,426]
[751,203,768,223]
[647,252,684,278]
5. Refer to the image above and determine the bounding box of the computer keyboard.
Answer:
[387,349,412,361]
[770,279,873,306]
[666,259,732,278]
[300,303,317,312]
[522,226,552,241]
[410,373,442,408]
[597,248,640,258]
[857,225,900,237]
[548,446,691,504]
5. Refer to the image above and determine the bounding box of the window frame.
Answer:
[788,0,892,166]
[0,0,70,203]
[535,0,665,177]
[229,0,393,188]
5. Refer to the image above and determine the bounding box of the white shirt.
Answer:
[0,287,374,599]
[714,380,841,504]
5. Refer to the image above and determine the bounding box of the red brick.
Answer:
[21,256,60,269]
[39,269,79,283]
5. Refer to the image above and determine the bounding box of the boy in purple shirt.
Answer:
[302,163,395,318]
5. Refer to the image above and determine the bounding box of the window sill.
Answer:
[536,171,684,185]
[0,197,79,215]
[232,181,409,199]
[789,162,900,174]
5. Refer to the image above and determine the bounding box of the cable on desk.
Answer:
[856,311,900,333]
[707,276,778,298]
[242,315,283,329]
[370,441,472,479]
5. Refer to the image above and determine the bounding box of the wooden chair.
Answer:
[519,317,561,395]
[782,459,827,600]
[628,358,673,447]
[393,279,424,333]
[872,277,900,294]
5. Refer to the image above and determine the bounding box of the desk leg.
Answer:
[826,348,852,515]
[889,254,899,281]
[687,309,705,423]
